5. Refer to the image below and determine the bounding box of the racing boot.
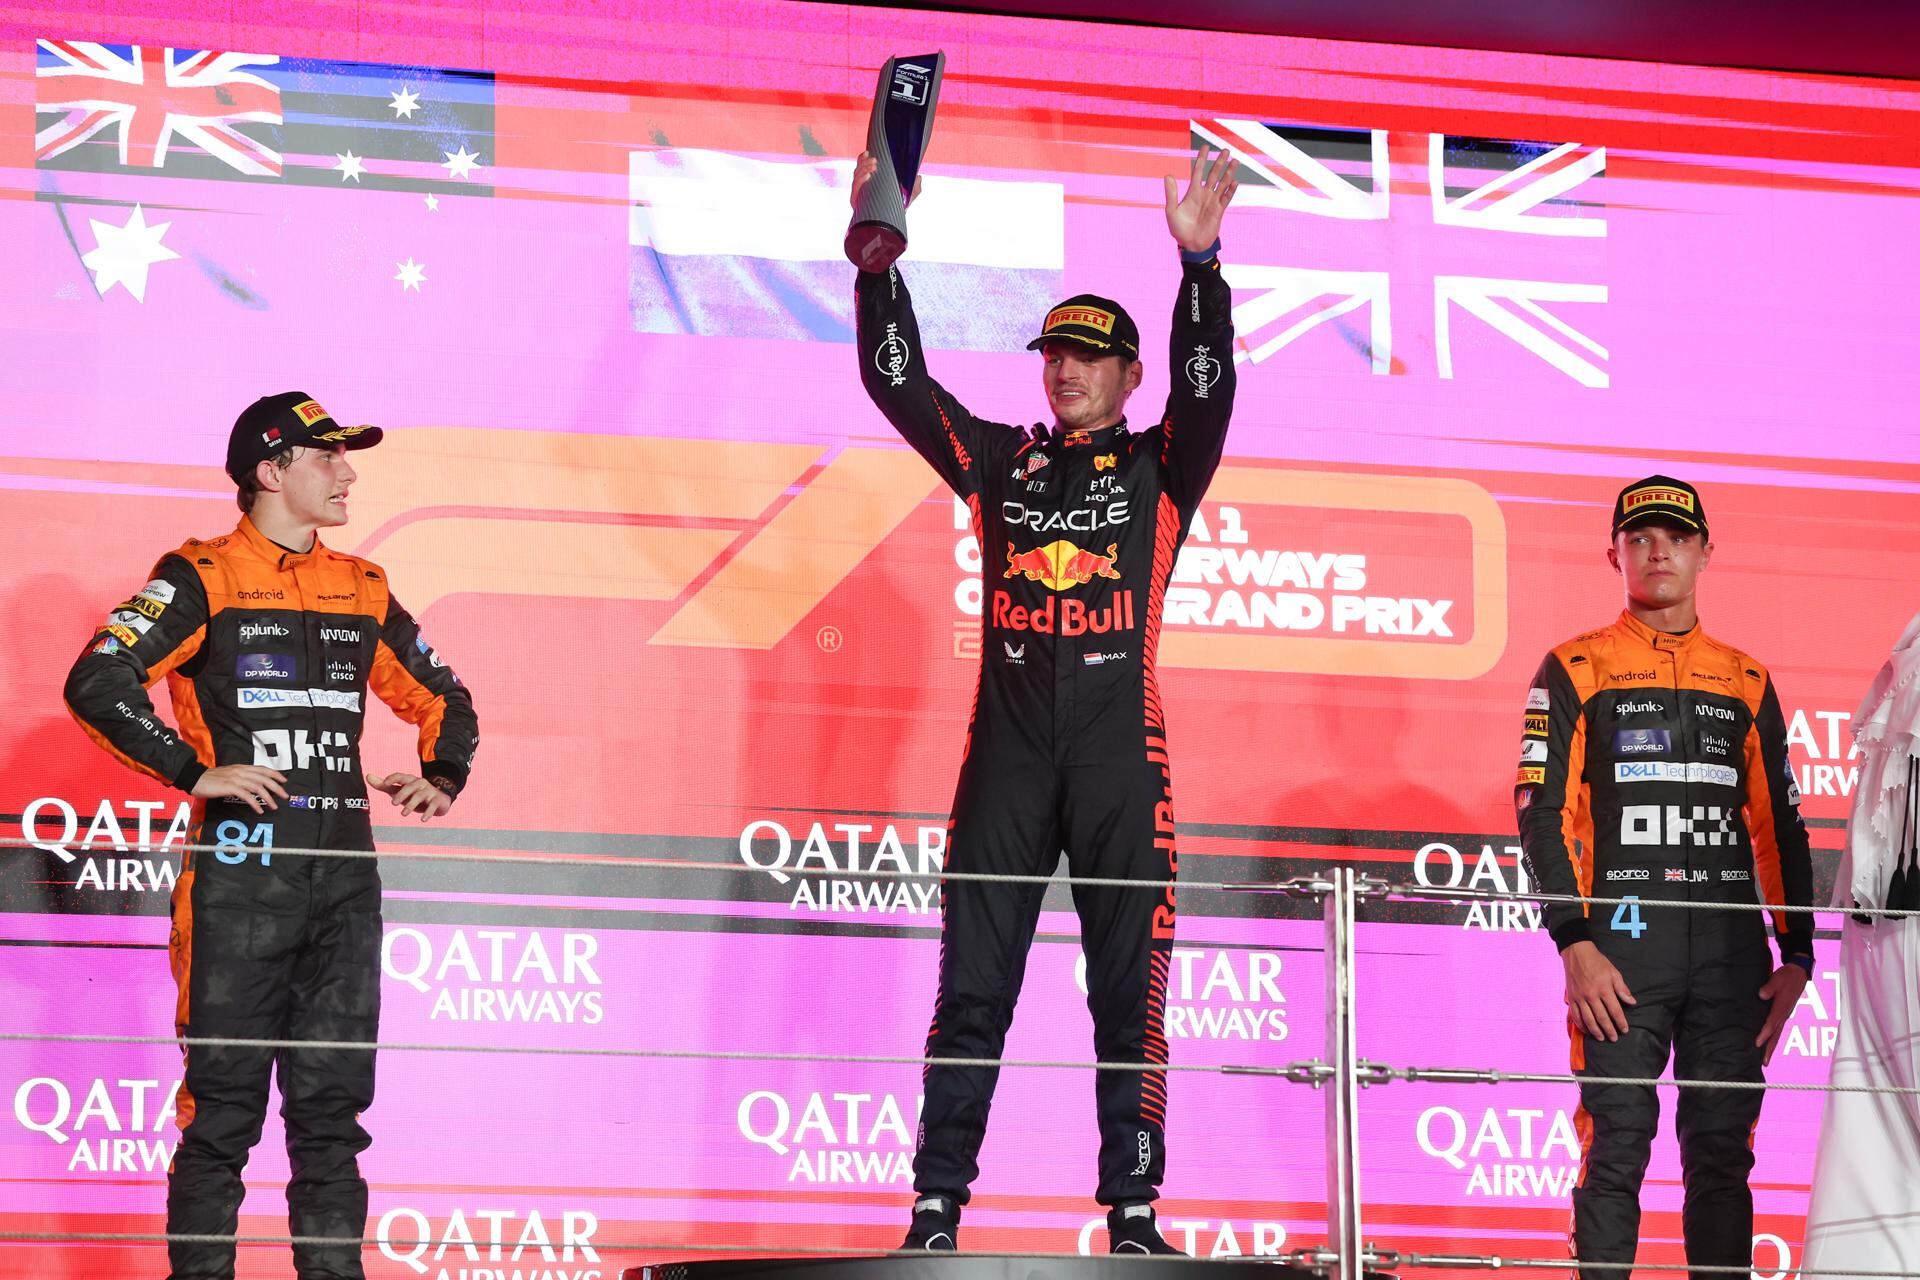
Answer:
[901,1194,960,1251]
[1108,1202,1185,1255]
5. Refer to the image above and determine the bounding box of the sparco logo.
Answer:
[738,1088,919,1184]
[239,620,289,643]
[875,323,910,387]
[375,1207,601,1277]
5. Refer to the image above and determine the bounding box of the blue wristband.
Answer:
[1783,953,1814,976]
[1180,238,1221,264]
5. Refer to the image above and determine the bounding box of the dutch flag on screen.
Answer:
[628,148,1063,352]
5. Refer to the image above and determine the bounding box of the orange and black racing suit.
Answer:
[856,257,1234,1207]
[65,516,477,1280]
[1515,611,1812,1278]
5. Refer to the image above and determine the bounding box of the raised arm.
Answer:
[851,151,1015,496]
[1157,146,1239,516]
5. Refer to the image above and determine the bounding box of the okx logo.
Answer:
[252,727,351,773]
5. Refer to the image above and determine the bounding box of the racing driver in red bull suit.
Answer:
[852,145,1238,1255]
[64,392,478,1280]
[1516,476,1812,1280]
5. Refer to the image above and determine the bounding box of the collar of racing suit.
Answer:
[235,515,328,570]
[1040,417,1129,447]
[1613,608,1701,653]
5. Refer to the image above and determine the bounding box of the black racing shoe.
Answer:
[901,1195,961,1251]
[1108,1202,1185,1255]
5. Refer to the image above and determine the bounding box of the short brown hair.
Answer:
[235,451,295,513]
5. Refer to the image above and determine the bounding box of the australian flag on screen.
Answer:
[34,39,494,195]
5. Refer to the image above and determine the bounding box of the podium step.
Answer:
[627,1257,1323,1279]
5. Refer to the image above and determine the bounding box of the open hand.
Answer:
[366,771,454,822]
[1755,963,1810,1065]
[192,764,289,815]
[1164,145,1238,254]
[1562,941,1637,1041]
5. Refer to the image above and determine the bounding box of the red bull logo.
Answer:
[1003,540,1122,591]
[992,590,1136,636]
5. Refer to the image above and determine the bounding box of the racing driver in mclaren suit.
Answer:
[852,145,1238,1255]
[64,392,478,1280]
[1516,475,1813,1280]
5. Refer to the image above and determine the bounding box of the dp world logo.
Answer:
[874,323,911,387]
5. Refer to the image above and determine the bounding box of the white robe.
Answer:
[1804,917,1920,1277]
[1805,612,1920,1276]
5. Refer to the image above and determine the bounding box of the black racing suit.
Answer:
[856,255,1235,1206]
[65,516,478,1280]
[1515,611,1812,1278]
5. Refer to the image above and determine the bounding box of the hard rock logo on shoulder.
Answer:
[874,323,910,387]
[1186,344,1220,397]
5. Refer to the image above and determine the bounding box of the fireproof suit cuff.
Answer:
[173,758,207,794]
[1179,237,1222,265]
[422,759,467,799]
[1550,918,1593,952]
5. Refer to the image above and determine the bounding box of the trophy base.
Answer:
[845,221,907,271]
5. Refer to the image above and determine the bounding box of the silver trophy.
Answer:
[845,52,946,270]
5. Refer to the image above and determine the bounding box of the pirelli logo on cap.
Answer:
[313,424,374,442]
[1046,306,1115,334]
[1622,486,1696,515]
[291,399,333,426]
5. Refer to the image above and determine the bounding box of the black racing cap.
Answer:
[226,392,384,483]
[1025,294,1140,361]
[1612,474,1707,536]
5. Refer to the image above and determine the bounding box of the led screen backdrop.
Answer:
[2,0,1918,1275]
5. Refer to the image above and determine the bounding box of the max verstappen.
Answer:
[64,393,478,1280]
[853,146,1238,1254]
[1515,476,1813,1280]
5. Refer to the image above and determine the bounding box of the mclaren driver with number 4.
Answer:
[1515,476,1813,1280]
[64,392,478,1280]
[851,146,1237,1255]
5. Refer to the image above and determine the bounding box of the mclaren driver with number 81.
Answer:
[1515,475,1813,1280]
[852,146,1237,1254]
[63,392,478,1280]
